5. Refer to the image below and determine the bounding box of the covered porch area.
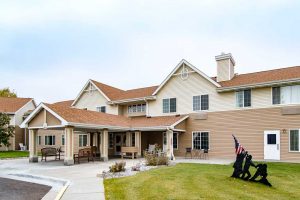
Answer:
[21,103,188,165]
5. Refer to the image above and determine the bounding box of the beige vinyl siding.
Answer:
[14,100,36,125]
[73,86,118,115]
[148,65,234,116]
[148,64,296,116]
[174,106,300,162]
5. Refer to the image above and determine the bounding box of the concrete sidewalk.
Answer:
[0,157,233,200]
[0,158,143,200]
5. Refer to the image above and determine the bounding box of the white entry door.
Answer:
[264,130,280,160]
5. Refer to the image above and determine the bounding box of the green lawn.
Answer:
[104,163,300,200]
[0,151,29,159]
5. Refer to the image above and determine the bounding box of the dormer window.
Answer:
[96,106,106,113]
[128,104,146,113]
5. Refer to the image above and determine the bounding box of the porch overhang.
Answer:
[21,103,189,132]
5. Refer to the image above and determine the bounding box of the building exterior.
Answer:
[22,53,300,164]
[0,97,36,150]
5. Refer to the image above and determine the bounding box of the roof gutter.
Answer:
[217,78,300,92]
[107,96,156,105]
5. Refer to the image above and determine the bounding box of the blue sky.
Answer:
[1,0,300,103]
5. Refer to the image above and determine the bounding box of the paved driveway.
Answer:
[0,177,51,200]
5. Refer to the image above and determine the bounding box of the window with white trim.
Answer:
[37,136,41,145]
[96,106,106,113]
[109,133,114,148]
[173,132,178,149]
[193,95,209,111]
[290,129,299,152]
[128,104,146,113]
[163,98,176,113]
[236,89,251,107]
[193,132,209,150]
[79,134,88,147]
[45,135,55,145]
[163,132,167,146]
[272,85,300,105]
[62,135,65,146]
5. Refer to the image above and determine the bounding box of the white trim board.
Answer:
[71,79,111,106]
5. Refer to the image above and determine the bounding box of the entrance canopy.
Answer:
[21,103,188,165]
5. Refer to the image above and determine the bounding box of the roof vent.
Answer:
[146,116,152,118]
[175,114,181,117]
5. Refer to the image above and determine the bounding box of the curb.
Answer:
[54,180,70,200]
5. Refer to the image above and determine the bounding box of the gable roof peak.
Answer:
[152,59,221,95]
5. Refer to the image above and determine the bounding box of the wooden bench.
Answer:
[41,147,60,162]
[73,147,94,164]
[121,146,138,159]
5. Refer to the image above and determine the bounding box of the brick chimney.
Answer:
[215,53,235,82]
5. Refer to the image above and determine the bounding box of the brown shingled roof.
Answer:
[114,86,158,101]
[47,103,129,127]
[52,100,74,107]
[0,97,33,113]
[46,103,187,128]
[219,66,300,87]
[91,80,158,101]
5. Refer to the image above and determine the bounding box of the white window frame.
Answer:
[128,103,146,113]
[173,132,178,150]
[162,98,177,113]
[236,89,252,108]
[37,136,41,145]
[79,134,88,147]
[271,85,300,106]
[96,106,106,113]
[193,94,209,111]
[45,135,55,146]
[289,129,300,152]
[192,131,210,150]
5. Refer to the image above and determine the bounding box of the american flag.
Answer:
[232,135,245,155]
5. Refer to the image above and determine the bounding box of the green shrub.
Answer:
[157,155,169,165]
[109,161,126,173]
[144,151,169,166]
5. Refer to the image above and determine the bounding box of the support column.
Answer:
[135,131,141,157]
[166,129,175,160]
[101,129,108,161]
[93,133,97,146]
[126,132,131,147]
[29,129,38,162]
[64,126,74,165]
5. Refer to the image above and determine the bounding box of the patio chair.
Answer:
[185,147,192,159]
[147,144,156,154]
[19,143,26,151]
[192,149,201,159]
[200,149,209,160]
